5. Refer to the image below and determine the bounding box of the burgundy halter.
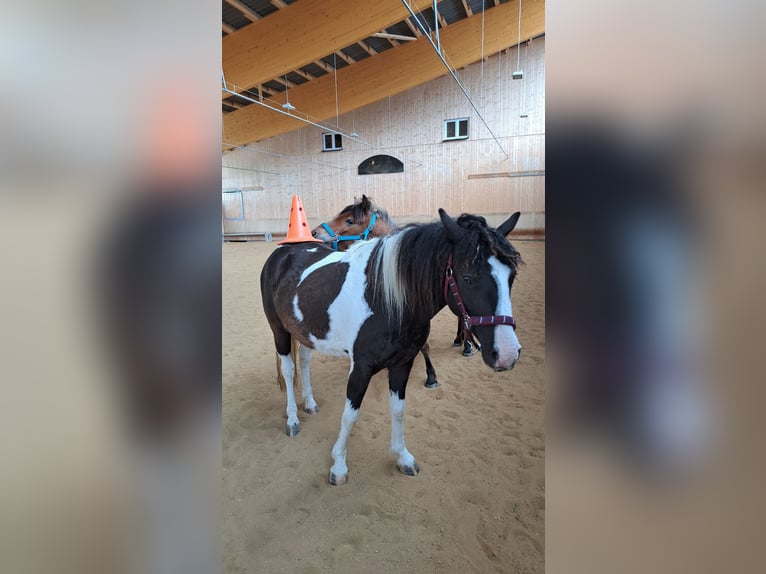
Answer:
[443,253,516,347]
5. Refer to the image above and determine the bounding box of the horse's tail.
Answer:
[275,337,300,392]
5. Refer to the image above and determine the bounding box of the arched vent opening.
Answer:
[358,155,403,175]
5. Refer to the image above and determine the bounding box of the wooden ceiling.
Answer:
[222,0,544,148]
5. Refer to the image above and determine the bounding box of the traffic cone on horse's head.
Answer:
[278,195,323,244]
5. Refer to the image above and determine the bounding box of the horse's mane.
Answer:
[454,214,523,271]
[369,214,521,323]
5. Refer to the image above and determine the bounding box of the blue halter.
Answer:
[320,212,378,251]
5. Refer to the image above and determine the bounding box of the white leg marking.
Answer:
[488,255,521,368]
[330,398,359,482]
[389,391,417,473]
[298,344,317,413]
[279,352,300,436]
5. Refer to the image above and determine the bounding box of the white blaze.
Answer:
[488,255,521,366]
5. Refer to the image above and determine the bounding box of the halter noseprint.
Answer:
[443,253,516,347]
[320,212,378,251]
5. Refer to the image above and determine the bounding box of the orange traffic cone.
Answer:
[277,195,323,244]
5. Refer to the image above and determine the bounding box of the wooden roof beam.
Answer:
[223,0,544,145]
[292,68,316,81]
[271,76,298,89]
[311,59,334,74]
[461,0,473,17]
[333,51,356,65]
[223,0,433,98]
[230,85,271,101]
[404,18,423,37]
[224,0,261,23]
[223,23,235,35]
[357,41,377,57]
[372,32,417,42]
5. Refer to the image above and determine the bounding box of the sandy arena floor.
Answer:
[223,239,544,573]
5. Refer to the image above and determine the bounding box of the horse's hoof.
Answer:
[462,347,477,357]
[397,461,420,476]
[304,405,318,414]
[452,339,462,347]
[328,471,348,486]
[424,380,439,389]
[285,422,300,437]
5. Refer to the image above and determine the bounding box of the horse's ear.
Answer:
[361,195,371,210]
[497,212,521,237]
[439,208,464,243]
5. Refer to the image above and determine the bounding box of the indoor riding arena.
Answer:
[222,1,545,572]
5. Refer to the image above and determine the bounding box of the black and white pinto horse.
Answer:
[261,209,522,485]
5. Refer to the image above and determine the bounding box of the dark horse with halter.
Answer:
[312,195,445,388]
[261,208,522,484]
[312,196,482,385]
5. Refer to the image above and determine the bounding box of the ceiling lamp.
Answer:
[282,75,295,110]
[512,0,523,80]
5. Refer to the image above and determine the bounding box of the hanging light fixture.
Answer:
[512,0,524,79]
[282,74,296,110]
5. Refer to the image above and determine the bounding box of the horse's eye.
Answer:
[346,218,354,225]
[463,275,472,286]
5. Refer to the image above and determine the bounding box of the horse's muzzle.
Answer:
[311,229,331,242]
[490,347,520,371]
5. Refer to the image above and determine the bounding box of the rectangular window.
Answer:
[443,118,469,141]
[322,132,343,151]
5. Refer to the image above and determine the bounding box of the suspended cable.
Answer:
[480,1,485,105]
[333,53,339,127]
[517,0,522,72]
[400,0,509,159]
[222,164,281,175]
[223,142,351,171]
[222,81,423,167]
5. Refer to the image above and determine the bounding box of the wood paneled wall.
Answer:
[222,37,545,236]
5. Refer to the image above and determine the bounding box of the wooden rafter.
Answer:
[271,76,297,89]
[232,85,271,101]
[403,18,423,37]
[270,0,288,8]
[224,0,261,23]
[311,59,334,74]
[461,0,473,17]
[223,0,433,98]
[373,32,417,42]
[292,68,316,81]
[333,50,356,65]
[223,22,236,35]
[224,0,545,145]
[356,41,377,56]
[383,36,401,48]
